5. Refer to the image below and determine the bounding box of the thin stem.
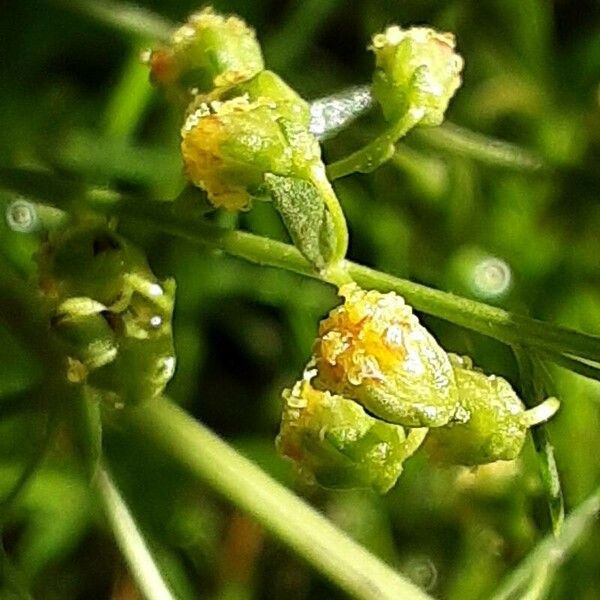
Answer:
[413,122,546,171]
[490,483,600,600]
[103,48,154,141]
[2,173,599,372]
[96,465,176,600]
[127,397,432,600]
[326,110,423,180]
[109,199,600,367]
[55,0,173,42]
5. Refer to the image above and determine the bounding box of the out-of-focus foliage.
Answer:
[0,1,598,599]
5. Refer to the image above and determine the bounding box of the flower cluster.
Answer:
[147,8,323,212]
[37,217,176,406]
[277,284,559,492]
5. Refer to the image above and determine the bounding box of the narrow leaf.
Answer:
[491,483,600,600]
[514,347,564,535]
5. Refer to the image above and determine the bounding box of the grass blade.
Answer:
[491,484,600,600]
[96,466,175,600]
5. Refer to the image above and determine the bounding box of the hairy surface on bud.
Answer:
[181,95,321,210]
[277,372,427,493]
[371,25,463,125]
[424,355,559,465]
[148,7,264,94]
[312,284,459,427]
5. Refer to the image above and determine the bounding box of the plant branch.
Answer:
[126,396,432,600]
[490,483,600,600]
[2,171,599,375]
[108,198,600,369]
[96,465,176,600]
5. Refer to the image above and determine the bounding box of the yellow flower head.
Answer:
[312,283,459,427]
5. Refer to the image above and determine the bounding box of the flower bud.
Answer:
[147,7,264,94]
[370,25,464,125]
[312,284,459,427]
[277,369,427,493]
[424,355,560,465]
[38,220,176,404]
[181,95,321,210]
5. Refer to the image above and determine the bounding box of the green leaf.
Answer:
[264,173,336,270]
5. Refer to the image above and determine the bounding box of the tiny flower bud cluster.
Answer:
[371,25,464,125]
[277,284,559,492]
[147,9,324,212]
[37,218,176,407]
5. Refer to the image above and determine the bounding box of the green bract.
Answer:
[371,25,464,125]
[424,355,560,465]
[277,371,427,493]
[148,7,264,95]
[38,218,176,405]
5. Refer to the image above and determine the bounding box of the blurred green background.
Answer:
[0,1,599,598]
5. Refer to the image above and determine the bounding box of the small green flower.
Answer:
[147,7,264,95]
[277,369,427,493]
[370,25,464,125]
[424,354,560,465]
[312,283,460,427]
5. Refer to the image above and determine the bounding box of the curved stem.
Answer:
[326,109,423,180]
[127,397,432,600]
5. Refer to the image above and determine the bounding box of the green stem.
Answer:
[109,199,600,367]
[326,110,423,180]
[96,465,176,600]
[491,484,600,600]
[103,48,154,141]
[2,173,599,372]
[127,397,432,600]
[413,122,546,171]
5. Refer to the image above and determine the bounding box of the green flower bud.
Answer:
[87,277,176,405]
[38,219,176,405]
[424,355,560,465]
[147,7,264,94]
[370,25,464,125]
[181,94,321,210]
[277,370,427,493]
[312,284,459,427]
[38,221,149,308]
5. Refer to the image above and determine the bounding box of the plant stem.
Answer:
[96,465,176,600]
[514,349,564,536]
[109,198,600,368]
[326,110,423,180]
[490,483,600,600]
[127,396,432,600]
[2,171,599,373]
